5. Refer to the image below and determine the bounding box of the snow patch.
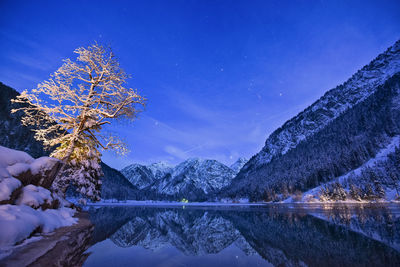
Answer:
[0,205,77,247]
[0,146,34,168]
[16,185,53,208]
[0,178,21,202]
[296,135,400,202]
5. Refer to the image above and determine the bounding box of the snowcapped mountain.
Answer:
[153,158,235,197]
[121,164,157,190]
[223,39,400,200]
[250,40,400,171]
[147,161,173,180]
[121,158,243,201]
[230,157,248,174]
[120,161,173,190]
[250,40,400,168]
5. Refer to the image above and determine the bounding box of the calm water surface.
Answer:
[81,204,400,267]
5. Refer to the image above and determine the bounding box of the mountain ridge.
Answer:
[122,157,245,201]
[223,39,400,201]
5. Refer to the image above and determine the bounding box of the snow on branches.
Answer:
[11,43,146,200]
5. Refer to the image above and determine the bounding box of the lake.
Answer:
[81,204,400,267]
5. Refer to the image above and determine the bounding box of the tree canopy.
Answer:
[12,43,146,200]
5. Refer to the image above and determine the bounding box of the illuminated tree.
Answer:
[12,43,146,200]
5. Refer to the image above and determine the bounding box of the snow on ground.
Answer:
[336,135,400,184]
[0,145,60,180]
[16,185,53,208]
[0,146,34,168]
[0,177,21,202]
[0,145,77,251]
[283,135,400,203]
[0,146,61,202]
[0,205,77,247]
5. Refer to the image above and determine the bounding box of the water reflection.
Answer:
[83,204,400,267]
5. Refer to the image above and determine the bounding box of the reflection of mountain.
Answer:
[228,211,395,266]
[88,206,400,266]
[308,205,400,252]
[108,209,255,256]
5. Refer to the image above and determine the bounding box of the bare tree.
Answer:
[12,43,146,200]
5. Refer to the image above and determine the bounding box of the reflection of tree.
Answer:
[319,204,400,250]
[225,209,400,266]
[88,206,400,266]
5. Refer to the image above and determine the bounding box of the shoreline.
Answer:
[85,200,400,207]
[0,212,93,267]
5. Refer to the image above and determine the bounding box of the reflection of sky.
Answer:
[0,0,399,169]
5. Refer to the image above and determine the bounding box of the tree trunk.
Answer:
[52,139,76,195]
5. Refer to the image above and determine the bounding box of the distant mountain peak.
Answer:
[120,164,155,189]
[230,157,248,174]
[121,157,237,200]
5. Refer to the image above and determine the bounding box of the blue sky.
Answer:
[1,0,399,169]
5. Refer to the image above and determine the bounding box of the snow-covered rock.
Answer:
[0,146,61,189]
[0,145,78,248]
[0,177,21,204]
[0,205,76,247]
[0,146,28,203]
[0,145,34,168]
[16,185,53,209]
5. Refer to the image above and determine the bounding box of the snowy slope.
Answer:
[121,162,173,190]
[289,135,400,203]
[242,40,400,174]
[120,164,155,190]
[147,162,173,180]
[230,157,248,174]
[224,39,400,200]
[153,158,235,196]
[121,158,245,201]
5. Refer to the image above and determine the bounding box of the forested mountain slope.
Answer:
[222,40,400,201]
[0,82,46,158]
